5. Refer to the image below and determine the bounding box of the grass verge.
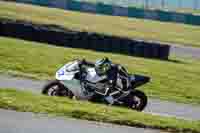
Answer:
[0,36,200,105]
[0,1,200,47]
[0,89,200,133]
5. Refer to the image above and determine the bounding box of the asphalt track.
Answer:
[0,75,200,121]
[170,45,200,59]
[0,109,161,133]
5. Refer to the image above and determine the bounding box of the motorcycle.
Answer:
[42,60,150,111]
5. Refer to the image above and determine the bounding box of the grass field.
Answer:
[1,1,200,47]
[0,89,200,133]
[0,36,200,105]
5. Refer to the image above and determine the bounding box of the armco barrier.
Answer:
[112,6,128,16]
[96,3,113,15]
[0,19,170,60]
[128,7,144,18]
[81,2,97,13]
[13,0,200,26]
[157,10,172,22]
[49,0,67,9]
[67,0,82,11]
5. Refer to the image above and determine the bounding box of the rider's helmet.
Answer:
[95,57,112,75]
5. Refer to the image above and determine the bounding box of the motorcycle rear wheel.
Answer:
[42,80,73,98]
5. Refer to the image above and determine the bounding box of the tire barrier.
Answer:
[10,0,200,26]
[0,19,170,60]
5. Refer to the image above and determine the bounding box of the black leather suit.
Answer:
[79,60,129,91]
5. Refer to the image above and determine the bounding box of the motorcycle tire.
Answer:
[42,80,73,98]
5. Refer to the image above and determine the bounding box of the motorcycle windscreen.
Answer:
[56,73,75,80]
[56,65,74,80]
[56,61,79,80]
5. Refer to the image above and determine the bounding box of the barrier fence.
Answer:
[0,19,170,60]
[8,0,200,26]
[15,0,200,10]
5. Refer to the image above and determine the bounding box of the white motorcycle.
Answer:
[42,60,150,111]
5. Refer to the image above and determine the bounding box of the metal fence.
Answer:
[13,0,200,25]
[76,0,200,10]
[128,0,200,10]
[3,0,200,10]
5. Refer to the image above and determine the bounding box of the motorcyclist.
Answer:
[96,58,125,87]
[80,58,129,104]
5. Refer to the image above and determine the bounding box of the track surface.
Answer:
[0,75,200,120]
[0,109,161,133]
[170,45,200,59]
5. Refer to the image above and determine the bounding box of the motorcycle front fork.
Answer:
[105,90,131,105]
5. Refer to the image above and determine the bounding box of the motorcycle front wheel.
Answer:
[127,90,147,111]
[42,80,73,98]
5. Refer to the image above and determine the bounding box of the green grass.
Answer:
[1,1,200,47]
[0,89,200,133]
[0,36,200,105]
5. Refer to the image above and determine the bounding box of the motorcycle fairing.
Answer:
[130,74,150,88]
[56,61,79,80]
